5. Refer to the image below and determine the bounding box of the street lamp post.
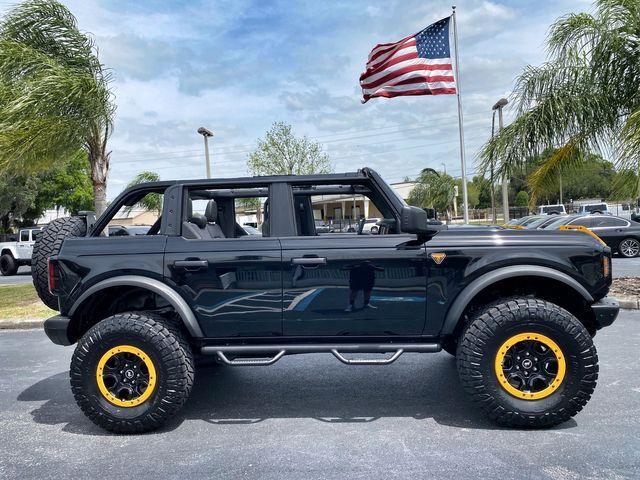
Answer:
[197,127,214,178]
[492,98,509,222]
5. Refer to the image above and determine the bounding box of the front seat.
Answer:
[204,200,225,238]
[182,201,208,239]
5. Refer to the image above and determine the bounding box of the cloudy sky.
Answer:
[2,0,592,199]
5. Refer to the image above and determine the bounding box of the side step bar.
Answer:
[201,343,441,366]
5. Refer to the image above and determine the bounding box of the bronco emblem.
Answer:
[430,252,446,264]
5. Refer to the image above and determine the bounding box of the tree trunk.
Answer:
[92,179,107,216]
[87,126,110,217]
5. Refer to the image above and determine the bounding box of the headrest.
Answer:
[190,214,206,229]
[205,199,218,223]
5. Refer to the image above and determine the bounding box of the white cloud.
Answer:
[0,0,596,197]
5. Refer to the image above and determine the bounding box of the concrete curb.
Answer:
[618,297,640,310]
[0,319,43,330]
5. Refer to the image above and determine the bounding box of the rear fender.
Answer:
[69,275,203,338]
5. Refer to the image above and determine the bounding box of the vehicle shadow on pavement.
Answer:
[18,353,577,435]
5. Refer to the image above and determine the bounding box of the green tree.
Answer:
[34,150,94,215]
[0,151,94,231]
[480,0,640,204]
[0,0,115,215]
[458,178,479,209]
[407,169,456,220]
[126,171,162,215]
[471,175,493,209]
[515,190,529,207]
[0,175,38,232]
[248,122,332,176]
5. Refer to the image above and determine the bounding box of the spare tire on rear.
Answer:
[32,216,87,310]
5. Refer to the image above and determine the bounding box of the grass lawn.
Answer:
[0,284,56,320]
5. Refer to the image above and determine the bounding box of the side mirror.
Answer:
[400,205,445,237]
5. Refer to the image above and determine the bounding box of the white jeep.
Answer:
[0,228,41,276]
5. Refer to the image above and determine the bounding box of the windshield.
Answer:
[583,204,606,212]
[541,205,563,213]
[545,216,576,229]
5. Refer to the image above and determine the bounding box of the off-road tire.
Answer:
[457,297,598,428]
[32,216,86,309]
[0,253,18,276]
[70,312,195,434]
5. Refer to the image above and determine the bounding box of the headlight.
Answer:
[602,255,610,278]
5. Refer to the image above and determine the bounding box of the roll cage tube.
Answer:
[90,169,400,237]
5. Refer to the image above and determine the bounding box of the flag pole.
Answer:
[451,5,469,224]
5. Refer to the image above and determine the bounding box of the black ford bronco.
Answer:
[33,168,619,433]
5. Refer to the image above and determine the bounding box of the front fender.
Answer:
[440,265,594,336]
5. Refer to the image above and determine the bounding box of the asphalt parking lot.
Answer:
[0,310,638,480]
[612,257,640,278]
[0,266,32,285]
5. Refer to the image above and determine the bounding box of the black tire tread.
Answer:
[0,253,18,276]
[457,297,598,428]
[70,312,195,434]
[32,216,86,309]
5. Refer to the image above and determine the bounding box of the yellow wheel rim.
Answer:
[494,332,566,400]
[96,345,157,408]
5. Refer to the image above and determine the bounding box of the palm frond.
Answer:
[478,0,640,202]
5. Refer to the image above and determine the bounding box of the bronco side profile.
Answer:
[34,168,619,433]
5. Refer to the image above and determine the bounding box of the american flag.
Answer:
[360,17,457,102]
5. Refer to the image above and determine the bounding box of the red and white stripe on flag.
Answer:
[360,19,457,102]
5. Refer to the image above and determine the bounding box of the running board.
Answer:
[201,343,441,367]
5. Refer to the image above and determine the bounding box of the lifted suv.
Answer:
[35,168,619,433]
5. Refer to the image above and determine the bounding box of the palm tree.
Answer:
[479,0,640,205]
[407,168,456,221]
[126,171,162,215]
[0,0,115,215]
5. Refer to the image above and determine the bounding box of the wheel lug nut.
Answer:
[525,352,530,356]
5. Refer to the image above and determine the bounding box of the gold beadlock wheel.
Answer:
[494,332,566,400]
[96,345,157,407]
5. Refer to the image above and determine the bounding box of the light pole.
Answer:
[490,110,497,224]
[492,98,509,222]
[197,127,214,178]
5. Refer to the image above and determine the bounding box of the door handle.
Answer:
[172,259,209,270]
[292,257,327,266]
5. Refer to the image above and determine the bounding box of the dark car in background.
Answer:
[546,214,640,257]
[525,215,561,229]
[108,225,152,236]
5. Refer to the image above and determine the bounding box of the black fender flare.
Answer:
[68,275,204,338]
[440,265,594,336]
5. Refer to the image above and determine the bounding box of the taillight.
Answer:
[48,259,56,293]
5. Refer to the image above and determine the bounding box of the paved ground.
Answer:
[1,311,639,479]
[612,257,640,278]
[0,266,32,285]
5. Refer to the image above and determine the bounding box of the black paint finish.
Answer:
[49,169,616,346]
[164,236,282,337]
[280,234,427,336]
